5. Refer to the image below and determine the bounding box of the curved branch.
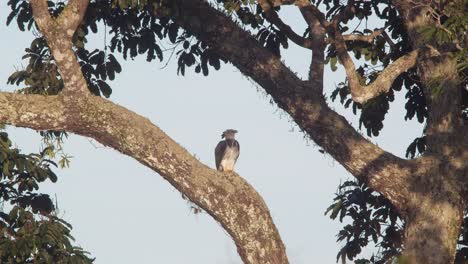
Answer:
[0,91,288,264]
[333,29,419,104]
[172,0,414,211]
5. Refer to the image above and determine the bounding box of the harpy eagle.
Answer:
[214,129,240,171]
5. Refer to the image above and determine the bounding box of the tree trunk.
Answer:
[388,2,468,262]
[401,56,467,263]
[396,52,467,264]
[404,199,463,263]
[402,163,464,264]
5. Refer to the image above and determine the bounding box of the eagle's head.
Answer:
[221,129,238,140]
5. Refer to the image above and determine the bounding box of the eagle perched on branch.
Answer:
[214,129,240,172]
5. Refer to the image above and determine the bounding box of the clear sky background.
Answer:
[0,3,423,264]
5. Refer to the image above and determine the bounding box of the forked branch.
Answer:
[31,0,90,95]
[333,29,419,104]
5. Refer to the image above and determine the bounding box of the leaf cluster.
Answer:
[256,26,288,56]
[7,38,63,95]
[0,131,94,263]
[318,3,468,263]
[77,48,121,97]
[0,206,92,264]
[324,0,428,139]
[325,180,402,263]
[328,178,468,263]
[178,40,227,76]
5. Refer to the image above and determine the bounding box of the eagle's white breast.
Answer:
[219,143,239,171]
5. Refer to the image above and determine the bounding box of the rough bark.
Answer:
[402,155,464,263]
[404,203,462,263]
[400,145,466,263]
[406,46,467,264]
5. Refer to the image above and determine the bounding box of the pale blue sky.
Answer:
[0,4,422,264]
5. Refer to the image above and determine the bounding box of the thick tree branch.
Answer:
[306,46,325,93]
[299,4,328,28]
[298,7,326,92]
[257,0,326,91]
[31,0,89,96]
[390,2,467,162]
[333,29,419,104]
[0,91,288,264]
[172,0,415,211]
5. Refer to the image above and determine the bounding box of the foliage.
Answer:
[0,131,94,263]
[256,26,288,56]
[324,0,467,262]
[325,180,403,263]
[327,178,468,263]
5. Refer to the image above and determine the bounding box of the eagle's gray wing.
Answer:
[233,140,240,162]
[214,140,226,170]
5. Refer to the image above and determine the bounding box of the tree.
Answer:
[1,0,466,263]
